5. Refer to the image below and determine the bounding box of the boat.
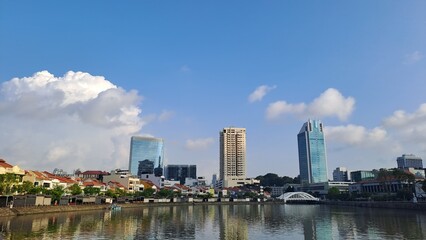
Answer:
[110,204,122,211]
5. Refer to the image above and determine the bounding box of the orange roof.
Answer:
[173,184,191,191]
[108,181,126,189]
[0,159,13,168]
[83,179,105,187]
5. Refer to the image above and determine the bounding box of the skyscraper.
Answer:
[297,119,328,184]
[164,164,197,184]
[129,136,164,177]
[220,127,246,183]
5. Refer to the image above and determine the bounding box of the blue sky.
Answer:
[1,1,426,180]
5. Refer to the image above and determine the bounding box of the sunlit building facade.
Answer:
[298,119,328,184]
[220,127,246,187]
[397,154,423,169]
[129,136,164,177]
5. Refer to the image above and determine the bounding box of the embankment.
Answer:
[0,201,278,217]
[0,204,110,217]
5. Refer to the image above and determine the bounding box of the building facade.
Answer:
[128,136,164,177]
[164,164,196,184]
[397,154,423,169]
[297,120,328,184]
[350,170,376,183]
[333,167,350,182]
[220,127,246,187]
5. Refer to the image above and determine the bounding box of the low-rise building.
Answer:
[296,181,351,198]
[103,169,144,193]
[350,170,376,183]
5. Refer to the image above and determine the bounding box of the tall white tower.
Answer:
[220,127,246,182]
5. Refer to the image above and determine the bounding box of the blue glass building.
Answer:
[297,120,328,184]
[129,136,164,177]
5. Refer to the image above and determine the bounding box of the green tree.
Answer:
[44,186,65,204]
[327,187,340,200]
[156,189,174,198]
[0,173,20,195]
[69,184,82,195]
[28,186,44,195]
[83,186,101,196]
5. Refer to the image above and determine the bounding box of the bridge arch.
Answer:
[276,192,319,203]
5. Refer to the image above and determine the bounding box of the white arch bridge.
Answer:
[276,192,320,203]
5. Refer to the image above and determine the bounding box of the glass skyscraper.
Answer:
[297,119,328,184]
[129,136,164,177]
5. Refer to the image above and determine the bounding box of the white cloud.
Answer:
[158,110,174,122]
[0,70,144,171]
[383,103,426,143]
[266,101,306,120]
[248,85,276,103]
[185,138,215,150]
[266,88,355,121]
[325,103,426,171]
[325,125,387,146]
[404,51,423,64]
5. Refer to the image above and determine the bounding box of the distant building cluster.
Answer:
[1,119,425,203]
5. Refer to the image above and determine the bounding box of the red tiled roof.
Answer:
[0,159,13,168]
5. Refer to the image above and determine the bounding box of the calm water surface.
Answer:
[1,204,425,239]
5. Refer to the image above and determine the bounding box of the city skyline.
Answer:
[1,2,426,179]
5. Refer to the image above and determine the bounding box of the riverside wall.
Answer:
[0,201,278,217]
[2,200,426,218]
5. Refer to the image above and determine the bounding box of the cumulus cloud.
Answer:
[266,101,306,119]
[0,70,144,171]
[325,125,387,146]
[266,88,355,121]
[185,138,215,150]
[248,85,276,103]
[404,51,423,64]
[383,103,426,143]
[324,103,426,170]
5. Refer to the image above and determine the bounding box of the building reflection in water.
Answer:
[1,204,426,239]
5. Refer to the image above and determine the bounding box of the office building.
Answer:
[220,127,246,187]
[164,164,196,185]
[350,170,376,183]
[397,154,423,169]
[297,119,328,184]
[333,167,350,182]
[138,160,154,176]
[128,136,164,177]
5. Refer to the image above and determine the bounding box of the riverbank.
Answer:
[2,200,426,218]
[0,201,282,217]
[322,200,426,210]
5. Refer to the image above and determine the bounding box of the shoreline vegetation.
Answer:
[1,200,426,218]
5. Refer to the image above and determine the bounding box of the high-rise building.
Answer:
[297,119,328,184]
[397,154,423,169]
[164,164,197,184]
[129,136,164,177]
[220,127,246,187]
[332,167,350,182]
[138,159,154,176]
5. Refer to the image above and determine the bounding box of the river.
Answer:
[1,204,425,239]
